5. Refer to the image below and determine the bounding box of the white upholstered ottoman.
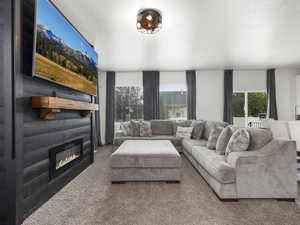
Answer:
[111,140,181,183]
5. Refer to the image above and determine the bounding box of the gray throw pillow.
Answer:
[203,121,229,140]
[216,126,238,155]
[120,121,132,136]
[130,120,141,137]
[191,120,205,140]
[140,121,152,137]
[225,128,250,156]
[207,127,224,150]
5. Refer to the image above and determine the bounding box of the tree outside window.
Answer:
[233,92,267,128]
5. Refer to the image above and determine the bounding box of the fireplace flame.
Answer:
[56,153,80,169]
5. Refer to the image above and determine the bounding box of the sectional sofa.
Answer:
[114,120,297,200]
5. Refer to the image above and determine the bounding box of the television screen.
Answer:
[34,0,98,96]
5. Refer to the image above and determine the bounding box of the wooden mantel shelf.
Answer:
[31,96,99,120]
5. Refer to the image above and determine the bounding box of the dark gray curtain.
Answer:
[223,70,233,124]
[143,71,160,120]
[105,71,115,144]
[95,94,102,146]
[267,69,278,120]
[186,70,196,120]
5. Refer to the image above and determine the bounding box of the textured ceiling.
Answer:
[52,0,300,71]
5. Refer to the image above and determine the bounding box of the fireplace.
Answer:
[49,138,84,179]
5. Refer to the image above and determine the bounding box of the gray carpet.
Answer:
[23,146,300,225]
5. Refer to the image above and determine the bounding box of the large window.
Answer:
[159,72,187,120]
[115,73,143,130]
[233,92,267,128]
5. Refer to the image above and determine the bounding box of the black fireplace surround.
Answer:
[49,138,84,179]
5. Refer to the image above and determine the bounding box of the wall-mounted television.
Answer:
[33,0,98,96]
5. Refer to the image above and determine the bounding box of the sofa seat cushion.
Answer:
[246,128,273,150]
[114,136,181,146]
[111,140,181,168]
[189,146,235,184]
[182,139,207,155]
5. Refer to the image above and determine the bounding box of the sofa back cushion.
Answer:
[151,120,174,136]
[246,128,273,150]
[203,121,229,140]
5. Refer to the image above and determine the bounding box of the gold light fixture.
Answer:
[137,9,162,34]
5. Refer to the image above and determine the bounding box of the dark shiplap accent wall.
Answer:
[0,0,16,224]
[0,0,95,223]
[21,77,93,217]
[19,0,94,219]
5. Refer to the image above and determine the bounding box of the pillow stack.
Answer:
[206,125,251,156]
[173,120,206,140]
[120,120,152,137]
[216,126,238,155]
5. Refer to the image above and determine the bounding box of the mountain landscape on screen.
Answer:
[34,0,98,95]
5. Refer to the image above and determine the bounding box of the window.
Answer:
[114,73,143,130]
[159,72,187,120]
[233,92,267,128]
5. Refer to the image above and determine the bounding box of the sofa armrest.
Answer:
[115,130,125,138]
[227,139,297,198]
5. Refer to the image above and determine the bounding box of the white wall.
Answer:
[98,72,107,144]
[296,75,300,107]
[196,70,224,121]
[275,69,299,121]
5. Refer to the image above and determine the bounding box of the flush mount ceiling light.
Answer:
[137,8,162,34]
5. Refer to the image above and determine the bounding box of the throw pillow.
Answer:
[140,121,152,137]
[173,120,192,134]
[130,120,141,137]
[176,126,194,139]
[191,120,205,140]
[216,126,238,155]
[203,121,229,140]
[207,127,224,150]
[120,121,132,136]
[225,128,250,156]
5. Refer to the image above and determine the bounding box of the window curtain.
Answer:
[267,69,278,120]
[95,94,102,146]
[186,70,196,120]
[95,68,102,146]
[105,71,115,144]
[143,71,160,120]
[223,70,233,124]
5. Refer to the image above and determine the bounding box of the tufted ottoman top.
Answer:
[111,140,181,168]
